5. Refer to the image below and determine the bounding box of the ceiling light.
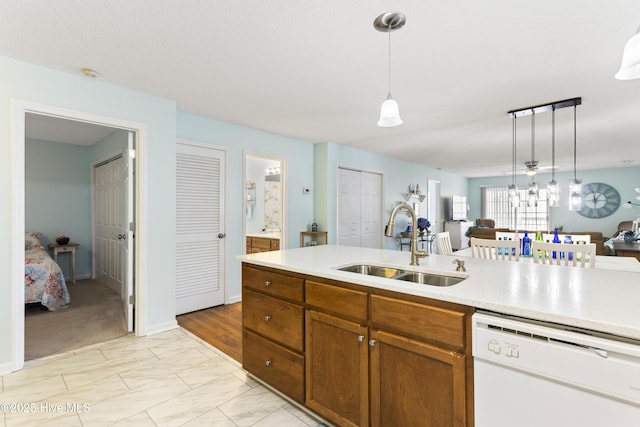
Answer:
[508,116,520,208]
[374,11,405,127]
[615,26,640,80]
[81,67,99,78]
[547,107,559,207]
[507,97,582,210]
[527,182,539,208]
[568,104,583,211]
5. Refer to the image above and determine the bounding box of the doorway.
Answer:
[244,153,285,253]
[11,101,145,371]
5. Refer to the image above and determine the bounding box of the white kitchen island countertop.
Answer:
[237,245,640,341]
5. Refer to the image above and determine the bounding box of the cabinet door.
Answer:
[306,310,369,427]
[370,330,467,427]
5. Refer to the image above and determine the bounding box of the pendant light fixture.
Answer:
[568,104,583,210]
[547,107,560,207]
[615,25,640,80]
[374,11,405,127]
[508,115,520,207]
[526,110,539,207]
[508,97,581,210]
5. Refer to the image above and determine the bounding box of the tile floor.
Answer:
[1,328,326,426]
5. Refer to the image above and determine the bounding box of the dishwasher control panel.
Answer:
[472,312,640,406]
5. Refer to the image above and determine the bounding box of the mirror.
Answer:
[244,153,284,253]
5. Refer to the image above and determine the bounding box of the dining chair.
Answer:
[470,237,521,261]
[531,241,596,268]
[435,232,453,255]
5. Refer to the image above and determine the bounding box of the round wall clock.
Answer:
[578,182,621,218]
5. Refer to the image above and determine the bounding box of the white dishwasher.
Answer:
[472,311,640,427]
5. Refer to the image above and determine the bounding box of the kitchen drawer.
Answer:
[251,237,272,250]
[370,295,466,350]
[306,280,368,322]
[243,329,304,403]
[242,264,304,301]
[270,239,280,250]
[243,289,304,352]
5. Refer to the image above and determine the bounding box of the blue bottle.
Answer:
[552,228,561,259]
[522,231,531,257]
[564,235,573,260]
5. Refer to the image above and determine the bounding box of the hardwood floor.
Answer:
[176,302,243,363]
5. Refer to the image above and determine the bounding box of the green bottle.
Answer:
[535,231,543,258]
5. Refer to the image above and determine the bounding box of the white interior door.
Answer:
[360,171,382,248]
[122,132,135,332]
[176,141,226,315]
[95,157,123,295]
[338,168,382,248]
[337,168,362,246]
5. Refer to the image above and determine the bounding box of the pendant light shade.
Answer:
[547,180,559,207]
[568,105,583,210]
[569,179,583,210]
[374,12,405,127]
[547,108,560,207]
[509,116,520,208]
[378,94,403,127]
[615,26,640,80]
[527,182,539,208]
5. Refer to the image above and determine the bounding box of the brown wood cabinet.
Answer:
[242,264,305,403]
[306,310,369,427]
[246,236,280,253]
[242,263,475,426]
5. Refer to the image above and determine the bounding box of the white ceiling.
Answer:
[26,113,117,146]
[3,1,640,177]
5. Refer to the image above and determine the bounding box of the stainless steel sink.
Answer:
[337,264,405,278]
[336,263,465,287]
[393,271,464,287]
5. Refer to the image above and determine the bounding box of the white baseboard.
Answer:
[145,319,179,336]
[0,361,15,376]
[228,294,242,304]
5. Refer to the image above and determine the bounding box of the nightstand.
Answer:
[48,243,79,283]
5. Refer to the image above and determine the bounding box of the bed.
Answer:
[25,232,70,311]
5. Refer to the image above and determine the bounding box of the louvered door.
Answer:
[176,141,226,315]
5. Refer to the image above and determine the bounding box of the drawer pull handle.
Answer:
[264,315,271,322]
[265,359,272,367]
[369,339,377,347]
[358,335,364,343]
[265,280,271,287]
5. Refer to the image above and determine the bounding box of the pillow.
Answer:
[25,232,43,250]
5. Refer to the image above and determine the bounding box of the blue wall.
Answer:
[25,139,93,279]
[24,129,130,282]
[176,111,315,302]
[1,55,177,369]
[314,142,469,249]
[468,167,640,234]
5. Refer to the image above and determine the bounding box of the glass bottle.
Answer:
[522,231,531,257]
[512,229,520,255]
[535,230,543,258]
[552,227,561,259]
[311,219,318,232]
[564,235,573,260]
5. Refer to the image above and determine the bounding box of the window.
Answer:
[481,186,549,231]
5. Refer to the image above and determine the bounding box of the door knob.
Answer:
[118,234,126,240]
[218,233,226,238]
